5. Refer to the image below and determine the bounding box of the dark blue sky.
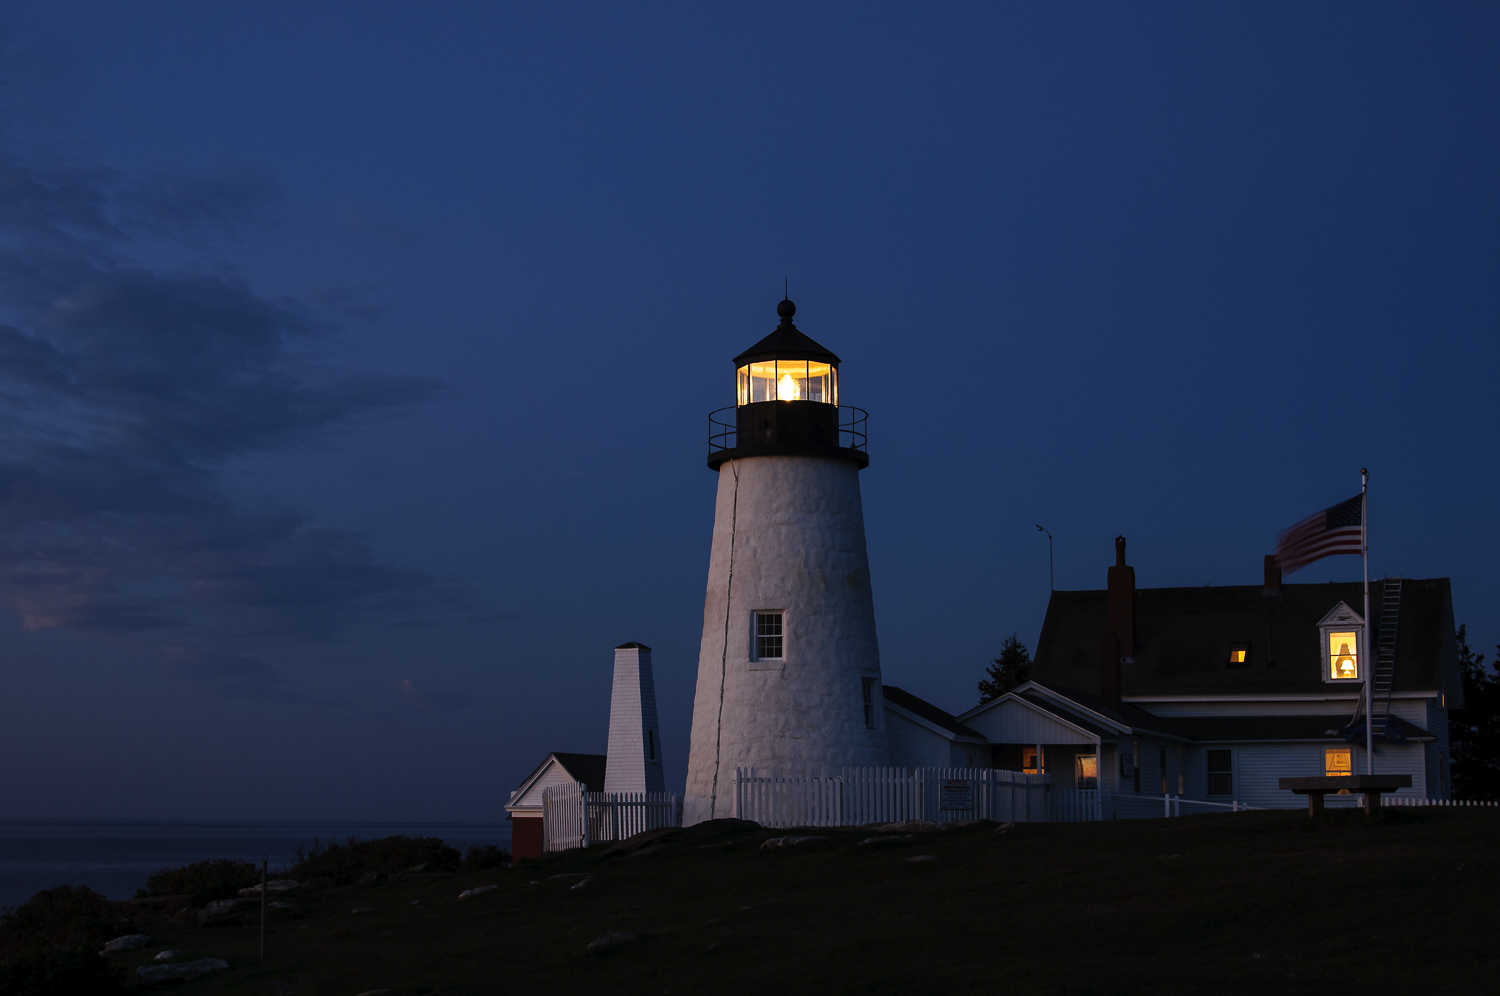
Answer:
[1,3,1495,820]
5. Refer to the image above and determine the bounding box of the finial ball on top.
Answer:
[777,298,796,320]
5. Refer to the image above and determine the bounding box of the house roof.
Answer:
[1031,577,1459,701]
[883,685,986,740]
[509,751,608,810]
[1165,715,1435,743]
[550,752,607,791]
[1017,683,1194,741]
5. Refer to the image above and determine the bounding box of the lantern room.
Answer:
[738,358,837,405]
[707,298,867,470]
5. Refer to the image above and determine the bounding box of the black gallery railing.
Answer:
[708,405,868,456]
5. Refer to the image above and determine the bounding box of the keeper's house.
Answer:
[504,752,605,859]
[888,538,1461,815]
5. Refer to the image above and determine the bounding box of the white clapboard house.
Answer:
[885,539,1461,816]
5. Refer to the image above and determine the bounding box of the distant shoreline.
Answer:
[0,821,512,909]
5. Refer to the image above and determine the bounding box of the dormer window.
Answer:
[1227,643,1249,667]
[1328,632,1359,680]
[1317,602,1364,684]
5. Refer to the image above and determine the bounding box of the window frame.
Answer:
[750,610,785,666]
[1227,642,1250,668]
[1206,748,1234,798]
[861,676,879,730]
[1075,753,1098,790]
[1323,746,1352,778]
[1023,746,1045,775]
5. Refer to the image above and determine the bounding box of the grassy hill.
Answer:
[96,809,1497,995]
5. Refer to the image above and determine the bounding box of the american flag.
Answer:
[1276,493,1364,574]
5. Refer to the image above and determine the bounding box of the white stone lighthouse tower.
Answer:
[684,298,889,824]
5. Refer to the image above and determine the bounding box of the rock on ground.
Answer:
[587,932,638,953]
[196,899,249,926]
[153,950,186,961]
[760,836,829,849]
[101,934,153,953]
[135,958,228,984]
[239,879,301,896]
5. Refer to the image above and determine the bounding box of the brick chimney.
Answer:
[1263,554,1282,596]
[1106,535,1136,659]
[1099,631,1121,712]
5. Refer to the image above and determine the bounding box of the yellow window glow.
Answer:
[736,360,838,406]
[1328,631,1359,680]
[1228,644,1248,665]
[1023,746,1045,775]
[1324,747,1353,777]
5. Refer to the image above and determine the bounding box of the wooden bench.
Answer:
[1278,775,1413,816]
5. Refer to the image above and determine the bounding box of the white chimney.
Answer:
[604,642,665,794]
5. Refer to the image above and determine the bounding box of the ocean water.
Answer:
[0,821,513,910]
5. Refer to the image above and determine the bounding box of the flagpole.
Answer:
[1361,468,1372,775]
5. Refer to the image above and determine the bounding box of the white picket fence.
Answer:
[1049,789,1103,822]
[541,785,683,853]
[734,766,1050,828]
[1385,797,1499,808]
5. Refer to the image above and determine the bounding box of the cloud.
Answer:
[165,647,342,707]
[0,139,458,650]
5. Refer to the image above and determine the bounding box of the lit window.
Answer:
[1327,631,1359,681]
[1075,754,1098,789]
[738,360,837,405]
[1207,749,1233,796]
[1228,644,1249,667]
[754,612,783,660]
[1324,747,1352,777]
[862,677,878,730]
[1023,746,1045,775]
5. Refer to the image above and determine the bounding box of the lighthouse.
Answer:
[683,298,889,825]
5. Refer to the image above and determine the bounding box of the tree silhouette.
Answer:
[978,634,1033,702]
[1451,624,1500,800]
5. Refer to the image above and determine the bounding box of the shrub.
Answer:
[283,835,461,884]
[137,858,261,905]
[0,886,121,950]
[460,844,511,873]
[0,887,127,996]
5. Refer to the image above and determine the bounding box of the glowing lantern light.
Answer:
[777,373,800,402]
[1327,630,1359,680]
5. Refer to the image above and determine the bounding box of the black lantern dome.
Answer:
[707,298,868,470]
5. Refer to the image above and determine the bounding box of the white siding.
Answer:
[963,697,1099,746]
[949,740,990,768]
[1210,742,1429,809]
[885,709,951,769]
[509,759,580,811]
[605,646,666,795]
[1425,699,1450,799]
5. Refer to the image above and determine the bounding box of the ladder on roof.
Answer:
[1369,576,1403,737]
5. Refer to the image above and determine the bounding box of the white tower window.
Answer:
[754,612,784,660]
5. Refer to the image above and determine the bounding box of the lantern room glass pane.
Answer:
[736,360,839,405]
[1327,631,1359,680]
